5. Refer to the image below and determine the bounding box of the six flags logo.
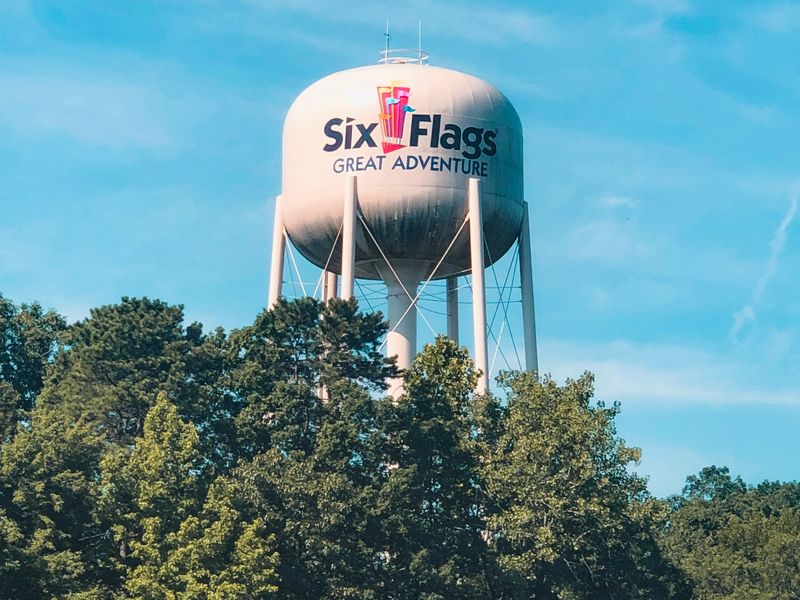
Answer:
[377,83,414,153]
[322,84,498,159]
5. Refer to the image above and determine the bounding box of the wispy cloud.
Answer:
[596,195,637,209]
[635,442,714,497]
[0,69,174,149]
[542,338,800,406]
[755,2,800,33]
[566,217,653,263]
[239,0,560,47]
[731,181,800,340]
[634,0,692,15]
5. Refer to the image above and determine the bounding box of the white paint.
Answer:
[323,270,338,303]
[518,201,539,372]
[340,175,357,299]
[267,194,285,308]
[281,63,524,280]
[468,178,489,393]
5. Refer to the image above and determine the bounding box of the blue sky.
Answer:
[2,0,799,496]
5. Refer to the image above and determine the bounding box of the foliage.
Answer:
[37,297,230,460]
[663,466,800,599]
[0,414,107,598]
[0,294,65,440]
[229,297,396,460]
[376,337,488,598]
[479,371,681,599]
[99,391,204,578]
[1,292,798,599]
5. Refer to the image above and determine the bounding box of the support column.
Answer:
[468,178,489,394]
[446,275,459,344]
[518,201,539,373]
[385,271,419,373]
[341,176,357,300]
[379,262,426,398]
[267,195,286,309]
[323,271,338,303]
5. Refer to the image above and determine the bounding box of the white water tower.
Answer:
[268,49,537,393]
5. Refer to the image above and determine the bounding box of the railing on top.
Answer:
[378,48,429,65]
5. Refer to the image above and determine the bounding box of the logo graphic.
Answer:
[322,84,497,161]
[376,84,415,153]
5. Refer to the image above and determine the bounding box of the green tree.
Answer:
[0,414,107,598]
[37,297,233,469]
[0,294,65,440]
[376,336,488,598]
[225,298,397,598]
[662,467,800,600]
[157,478,279,600]
[99,392,204,591]
[480,371,681,599]
[0,293,724,598]
[230,297,395,460]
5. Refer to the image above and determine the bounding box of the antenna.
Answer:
[378,19,429,65]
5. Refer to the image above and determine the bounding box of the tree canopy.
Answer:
[0,292,797,599]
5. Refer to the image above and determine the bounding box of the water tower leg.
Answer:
[518,201,539,373]
[268,194,286,309]
[382,265,422,397]
[446,276,459,344]
[468,178,489,394]
[323,271,338,303]
[341,176,357,300]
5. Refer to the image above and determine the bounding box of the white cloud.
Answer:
[730,181,800,340]
[730,305,755,338]
[0,69,174,149]
[541,338,800,407]
[239,0,560,47]
[597,195,637,209]
[565,217,653,263]
[634,442,714,497]
[634,0,692,15]
[755,2,800,33]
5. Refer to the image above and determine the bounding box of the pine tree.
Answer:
[0,294,65,440]
[99,392,204,594]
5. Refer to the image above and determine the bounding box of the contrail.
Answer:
[731,181,800,340]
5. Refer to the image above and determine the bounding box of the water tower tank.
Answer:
[281,63,524,280]
[269,57,536,394]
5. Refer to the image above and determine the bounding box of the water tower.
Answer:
[268,49,537,393]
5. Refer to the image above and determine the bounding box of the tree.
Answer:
[0,294,65,440]
[375,336,488,599]
[480,371,681,599]
[11,293,782,598]
[229,297,396,461]
[662,467,800,600]
[36,297,232,469]
[127,476,280,599]
[99,392,204,592]
[224,298,397,598]
[0,414,107,598]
